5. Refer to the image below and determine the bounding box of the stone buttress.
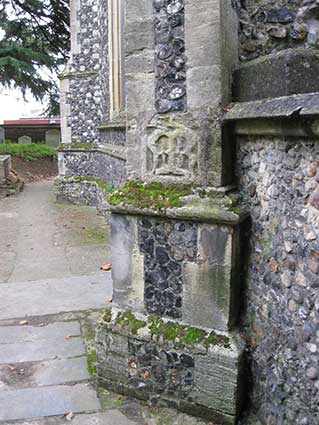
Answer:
[96,1,248,423]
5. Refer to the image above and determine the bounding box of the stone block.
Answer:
[126,74,155,115]
[0,155,11,184]
[233,49,319,102]
[111,214,145,312]
[182,225,241,331]
[185,0,238,109]
[125,18,154,55]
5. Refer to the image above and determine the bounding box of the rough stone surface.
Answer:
[154,0,187,113]
[233,49,319,102]
[96,314,244,425]
[60,150,126,188]
[54,176,111,219]
[237,0,319,61]
[111,213,243,330]
[237,136,319,425]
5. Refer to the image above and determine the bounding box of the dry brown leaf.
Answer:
[100,263,112,271]
[269,257,278,273]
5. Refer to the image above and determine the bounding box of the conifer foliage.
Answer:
[0,0,70,115]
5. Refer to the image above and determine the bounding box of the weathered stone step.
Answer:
[0,357,90,389]
[0,322,81,344]
[0,337,85,364]
[0,273,112,321]
[0,411,137,425]
[0,383,100,422]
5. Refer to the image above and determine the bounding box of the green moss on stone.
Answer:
[103,308,112,323]
[109,181,192,210]
[112,312,231,349]
[58,142,96,151]
[116,311,146,334]
[72,176,114,193]
[86,344,97,377]
[97,387,125,409]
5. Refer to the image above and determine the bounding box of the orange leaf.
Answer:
[100,263,112,271]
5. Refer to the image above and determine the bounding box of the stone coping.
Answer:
[110,198,248,226]
[233,117,319,139]
[61,144,127,161]
[225,92,319,122]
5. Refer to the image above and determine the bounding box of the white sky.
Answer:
[0,88,44,122]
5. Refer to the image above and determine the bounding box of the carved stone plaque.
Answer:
[145,122,199,181]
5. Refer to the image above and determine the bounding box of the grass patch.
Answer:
[0,143,57,161]
[109,180,192,210]
[85,226,109,244]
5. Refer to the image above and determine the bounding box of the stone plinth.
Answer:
[0,155,11,184]
[96,186,248,423]
[96,308,245,425]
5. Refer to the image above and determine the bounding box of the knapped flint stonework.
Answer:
[138,217,197,318]
[237,136,319,425]
[154,0,187,113]
[238,0,319,61]
[57,0,126,203]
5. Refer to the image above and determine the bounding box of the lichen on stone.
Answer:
[109,180,192,210]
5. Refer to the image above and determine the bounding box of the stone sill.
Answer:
[98,122,126,131]
[58,71,98,79]
[110,199,248,226]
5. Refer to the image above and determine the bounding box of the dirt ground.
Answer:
[12,156,58,182]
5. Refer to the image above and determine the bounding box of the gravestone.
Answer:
[45,129,60,147]
[96,1,247,424]
[0,128,5,143]
[0,155,11,184]
[18,135,32,145]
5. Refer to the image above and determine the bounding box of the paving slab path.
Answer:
[0,181,211,425]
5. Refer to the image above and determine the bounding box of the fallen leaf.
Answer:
[65,412,74,421]
[269,257,278,273]
[19,320,28,325]
[100,263,112,271]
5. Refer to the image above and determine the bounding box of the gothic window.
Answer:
[109,0,125,114]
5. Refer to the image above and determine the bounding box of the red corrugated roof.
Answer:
[3,119,61,125]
